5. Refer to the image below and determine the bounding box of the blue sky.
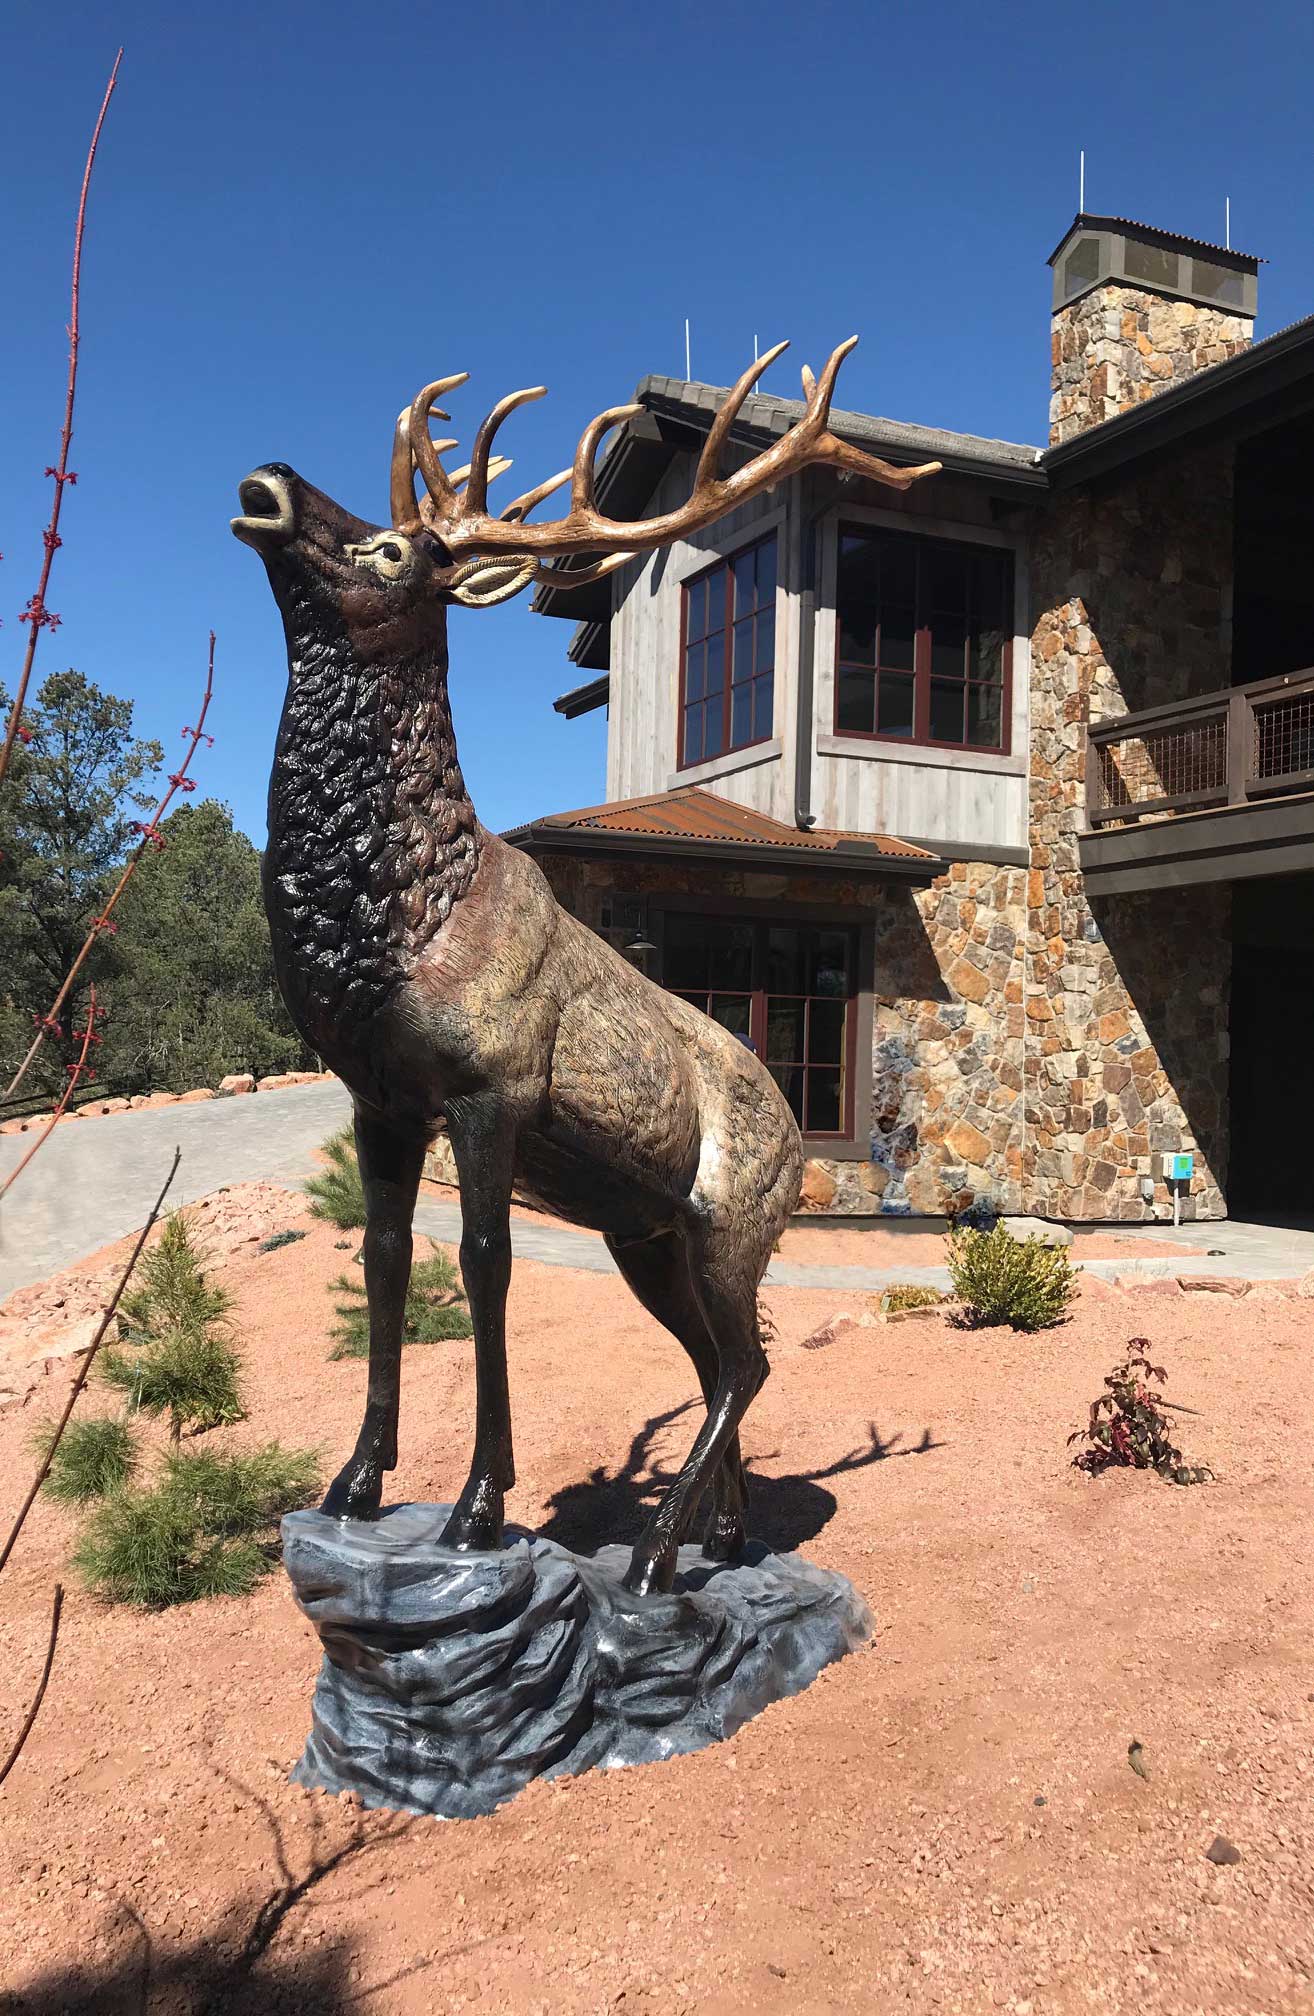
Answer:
[3,0,1312,843]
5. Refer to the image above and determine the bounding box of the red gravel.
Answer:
[0,1215,1310,2013]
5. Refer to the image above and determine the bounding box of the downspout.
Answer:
[794,493,831,830]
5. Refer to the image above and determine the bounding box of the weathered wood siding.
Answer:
[604,463,1029,853]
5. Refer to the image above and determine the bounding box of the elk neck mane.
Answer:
[263,577,480,1051]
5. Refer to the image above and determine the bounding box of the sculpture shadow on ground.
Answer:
[4,1771,450,2016]
[536,1398,944,1559]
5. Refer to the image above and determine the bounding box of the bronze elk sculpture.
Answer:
[233,339,938,1594]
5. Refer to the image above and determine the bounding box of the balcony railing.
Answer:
[1087,668,1314,826]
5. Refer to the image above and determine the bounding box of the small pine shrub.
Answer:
[880,1284,945,1314]
[947,1221,1078,1332]
[1069,1344,1212,1485]
[74,1442,321,1608]
[101,1325,245,1441]
[35,1415,137,1502]
[160,1442,321,1535]
[257,1228,306,1254]
[118,1210,230,1343]
[329,1241,472,1359]
[305,1128,366,1230]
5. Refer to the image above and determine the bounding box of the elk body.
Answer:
[233,341,937,1594]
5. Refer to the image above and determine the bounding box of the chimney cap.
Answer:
[1048,212,1264,272]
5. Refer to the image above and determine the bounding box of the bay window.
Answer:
[680,534,777,768]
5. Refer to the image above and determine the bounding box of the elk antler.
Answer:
[389,339,940,589]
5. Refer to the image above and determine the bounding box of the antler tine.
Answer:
[451,453,513,494]
[391,408,420,529]
[409,376,470,512]
[694,340,789,492]
[806,336,859,428]
[535,549,637,590]
[571,404,644,516]
[501,467,571,524]
[463,387,546,517]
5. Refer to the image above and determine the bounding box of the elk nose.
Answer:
[231,465,296,550]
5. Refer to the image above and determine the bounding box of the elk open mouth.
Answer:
[231,469,296,550]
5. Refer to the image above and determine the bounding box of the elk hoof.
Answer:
[622,1538,679,1597]
[321,1455,384,1521]
[702,1509,746,1563]
[440,1500,504,1553]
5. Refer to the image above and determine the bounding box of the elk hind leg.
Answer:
[623,1231,767,1598]
[605,1230,747,1562]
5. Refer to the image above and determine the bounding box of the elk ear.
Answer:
[448,555,540,608]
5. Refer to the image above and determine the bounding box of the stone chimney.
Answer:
[1048,215,1259,445]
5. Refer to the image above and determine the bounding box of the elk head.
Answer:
[231,338,941,645]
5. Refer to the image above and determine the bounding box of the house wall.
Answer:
[1023,438,1235,1219]
[530,849,1026,1218]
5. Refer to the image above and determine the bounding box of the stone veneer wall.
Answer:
[530,852,1026,1218]
[1024,439,1235,1220]
[1050,286,1252,445]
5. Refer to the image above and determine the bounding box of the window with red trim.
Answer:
[835,525,1012,753]
[663,912,855,1140]
[680,534,777,768]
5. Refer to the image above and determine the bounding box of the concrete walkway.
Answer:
[3,1083,1312,1299]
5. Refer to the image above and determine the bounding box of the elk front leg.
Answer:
[441,1095,517,1553]
[321,1110,426,1521]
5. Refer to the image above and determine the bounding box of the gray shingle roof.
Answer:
[636,373,1043,474]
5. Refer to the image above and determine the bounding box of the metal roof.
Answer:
[510,784,934,861]
[1046,211,1263,269]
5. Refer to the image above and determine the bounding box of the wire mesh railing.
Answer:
[1087,668,1314,825]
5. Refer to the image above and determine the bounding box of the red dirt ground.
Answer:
[0,1207,1310,2014]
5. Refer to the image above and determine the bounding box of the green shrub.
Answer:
[73,1488,267,1607]
[304,1128,366,1229]
[159,1442,321,1534]
[74,1441,321,1608]
[257,1228,306,1254]
[329,1241,473,1360]
[118,1210,230,1343]
[101,1324,245,1441]
[1069,1344,1212,1484]
[879,1283,946,1314]
[35,1415,137,1502]
[947,1221,1078,1332]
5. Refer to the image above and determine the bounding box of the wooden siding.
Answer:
[604,463,1029,853]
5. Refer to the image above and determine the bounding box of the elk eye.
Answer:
[379,542,402,563]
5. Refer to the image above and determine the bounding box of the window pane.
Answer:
[709,924,753,991]
[766,926,807,994]
[766,998,805,1063]
[685,642,704,703]
[705,568,726,636]
[884,533,917,603]
[770,1065,805,1129]
[731,680,752,749]
[732,617,754,684]
[929,679,966,743]
[839,600,877,666]
[929,545,967,612]
[838,530,879,602]
[877,672,915,738]
[812,932,850,996]
[967,684,1003,748]
[702,703,724,760]
[686,576,706,643]
[757,537,777,605]
[806,1069,842,1134]
[664,915,714,990]
[683,703,703,766]
[733,547,757,617]
[1062,234,1101,294]
[1124,238,1178,290]
[877,605,915,671]
[970,628,1006,683]
[705,632,725,696]
[755,609,774,678]
[1191,257,1244,307]
[931,614,967,679]
[709,993,752,1040]
[837,664,875,734]
[809,998,846,1065]
[753,670,774,740]
[973,548,1009,631]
